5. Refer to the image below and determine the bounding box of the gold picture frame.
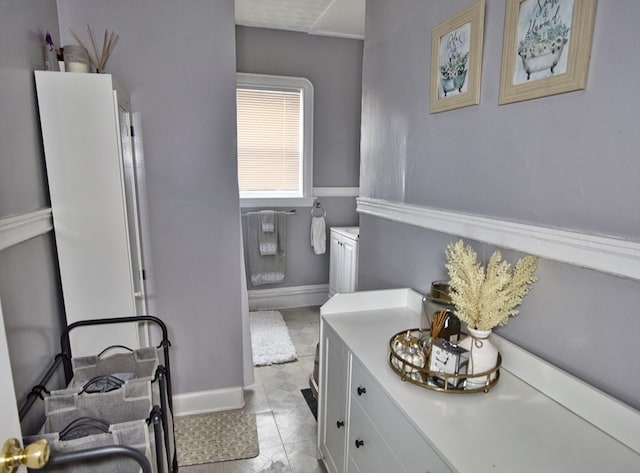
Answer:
[429,0,485,114]
[498,0,597,105]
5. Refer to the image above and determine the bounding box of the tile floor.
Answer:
[181,306,326,473]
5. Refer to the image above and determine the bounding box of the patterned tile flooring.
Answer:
[181,306,326,473]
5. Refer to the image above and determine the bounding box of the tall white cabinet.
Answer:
[35,71,149,356]
[329,227,359,297]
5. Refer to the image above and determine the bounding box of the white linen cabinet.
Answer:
[328,227,359,297]
[35,71,149,356]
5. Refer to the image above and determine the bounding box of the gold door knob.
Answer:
[1,438,50,473]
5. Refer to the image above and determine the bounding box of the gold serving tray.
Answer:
[388,328,501,394]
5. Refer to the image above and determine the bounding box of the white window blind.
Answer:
[237,87,302,194]
[236,73,314,207]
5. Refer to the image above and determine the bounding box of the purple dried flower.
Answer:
[45,31,54,49]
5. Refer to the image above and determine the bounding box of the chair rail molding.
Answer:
[357,197,640,281]
[0,208,53,251]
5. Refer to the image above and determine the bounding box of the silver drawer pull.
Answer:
[357,386,366,396]
[355,439,364,448]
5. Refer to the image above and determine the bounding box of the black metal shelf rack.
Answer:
[19,315,177,473]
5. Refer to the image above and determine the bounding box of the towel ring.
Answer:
[311,202,326,218]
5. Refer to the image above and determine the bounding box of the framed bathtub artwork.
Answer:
[498,0,597,105]
[429,0,485,114]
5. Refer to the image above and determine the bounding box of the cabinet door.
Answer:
[342,238,358,293]
[35,72,139,355]
[329,232,342,297]
[320,325,348,473]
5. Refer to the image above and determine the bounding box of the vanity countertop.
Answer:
[330,226,359,238]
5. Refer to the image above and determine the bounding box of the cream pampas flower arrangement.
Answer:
[445,240,538,385]
[445,240,538,331]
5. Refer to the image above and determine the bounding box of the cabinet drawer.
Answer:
[351,356,452,473]
[348,396,405,473]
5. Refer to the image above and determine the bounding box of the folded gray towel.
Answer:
[260,210,275,232]
[258,211,278,255]
[248,212,287,286]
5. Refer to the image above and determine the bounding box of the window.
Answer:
[236,73,314,207]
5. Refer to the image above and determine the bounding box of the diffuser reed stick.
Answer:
[69,25,119,72]
[68,27,98,69]
[431,310,449,340]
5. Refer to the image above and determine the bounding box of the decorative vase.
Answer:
[458,327,498,387]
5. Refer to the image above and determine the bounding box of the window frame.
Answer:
[236,72,314,208]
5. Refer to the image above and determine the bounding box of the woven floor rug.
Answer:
[250,310,298,366]
[174,410,259,466]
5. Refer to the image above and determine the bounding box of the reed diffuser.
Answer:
[69,25,119,72]
[430,310,449,340]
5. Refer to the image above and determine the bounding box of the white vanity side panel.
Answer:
[321,288,422,315]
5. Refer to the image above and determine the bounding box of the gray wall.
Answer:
[236,26,363,189]
[0,0,67,434]
[358,0,640,409]
[236,26,362,289]
[57,0,244,395]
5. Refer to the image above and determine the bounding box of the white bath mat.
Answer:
[250,310,298,366]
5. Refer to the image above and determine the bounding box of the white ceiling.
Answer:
[235,0,365,39]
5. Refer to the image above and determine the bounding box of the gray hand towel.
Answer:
[248,212,287,286]
[260,210,275,232]
[258,211,278,255]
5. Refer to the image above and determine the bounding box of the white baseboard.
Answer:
[357,197,640,281]
[248,284,329,310]
[173,386,245,417]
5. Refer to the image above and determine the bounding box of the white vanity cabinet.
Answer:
[319,299,451,473]
[329,227,359,297]
[35,71,149,356]
[318,289,640,473]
